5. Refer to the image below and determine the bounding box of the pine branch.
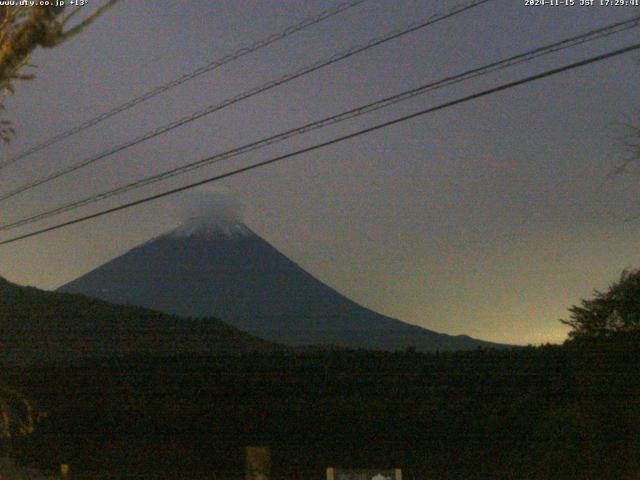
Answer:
[48,0,120,46]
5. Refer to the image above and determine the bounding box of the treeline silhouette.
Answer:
[2,335,639,479]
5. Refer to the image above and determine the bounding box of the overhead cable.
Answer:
[0,0,370,169]
[1,41,637,246]
[2,15,638,232]
[0,0,492,203]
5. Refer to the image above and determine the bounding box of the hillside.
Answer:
[0,276,279,365]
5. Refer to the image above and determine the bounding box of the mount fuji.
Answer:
[59,215,503,352]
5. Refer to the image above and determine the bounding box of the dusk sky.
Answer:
[1,0,639,345]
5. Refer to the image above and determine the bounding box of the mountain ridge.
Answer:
[0,275,279,365]
[59,218,506,352]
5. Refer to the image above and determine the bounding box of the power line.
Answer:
[1,15,637,232]
[1,42,637,247]
[0,0,492,203]
[0,0,370,170]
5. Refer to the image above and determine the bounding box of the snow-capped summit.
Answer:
[166,216,253,239]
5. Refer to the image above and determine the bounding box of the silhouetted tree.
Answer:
[561,269,640,340]
[0,1,119,143]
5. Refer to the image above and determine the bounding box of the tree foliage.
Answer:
[5,345,639,480]
[562,269,640,340]
[0,1,119,142]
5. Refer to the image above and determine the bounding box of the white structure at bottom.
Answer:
[326,467,402,480]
